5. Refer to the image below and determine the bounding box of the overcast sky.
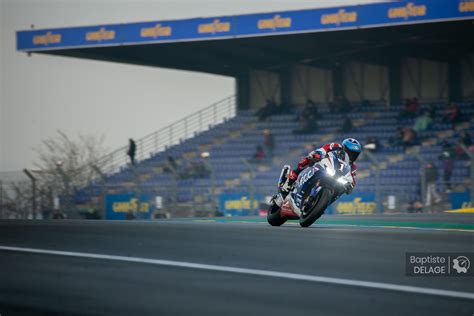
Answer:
[0,0,386,172]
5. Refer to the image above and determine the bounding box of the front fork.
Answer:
[272,164,291,207]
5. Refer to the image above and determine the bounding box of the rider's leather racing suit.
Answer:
[286,143,357,193]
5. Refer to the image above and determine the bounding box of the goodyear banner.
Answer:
[17,24,124,51]
[219,193,262,216]
[327,192,377,215]
[105,194,153,220]
[17,1,474,51]
[448,192,471,209]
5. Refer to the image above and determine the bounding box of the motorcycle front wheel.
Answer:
[267,202,287,226]
[299,187,333,227]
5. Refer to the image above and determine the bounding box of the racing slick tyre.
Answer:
[267,202,287,226]
[299,188,332,228]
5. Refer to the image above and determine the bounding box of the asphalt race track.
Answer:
[0,214,473,316]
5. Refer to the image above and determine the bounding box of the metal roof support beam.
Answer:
[389,57,401,107]
[448,58,462,102]
[279,67,292,108]
[332,63,344,100]
[236,71,251,111]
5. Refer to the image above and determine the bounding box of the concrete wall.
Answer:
[343,62,389,102]
[401,58,448,101]
[249,70,280,109]
[290,65,332,106]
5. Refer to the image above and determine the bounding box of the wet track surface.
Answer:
[0,214,473,316]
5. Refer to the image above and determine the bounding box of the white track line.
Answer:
[0,245,473,300]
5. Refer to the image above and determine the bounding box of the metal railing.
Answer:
[95,95,236,176]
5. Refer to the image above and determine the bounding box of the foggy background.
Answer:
[0,0,385,172]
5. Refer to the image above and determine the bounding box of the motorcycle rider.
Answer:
[281,138,362,196]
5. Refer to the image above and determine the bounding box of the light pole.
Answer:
[241,157,256,215]
[460,144,474,204]
[202,152,217,213]
[23,169,37,219]
[56,160,70,214]
[92,165,107,219]
[0,179,4,219]
[362,151,382,213]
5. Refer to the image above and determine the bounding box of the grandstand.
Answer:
[72,98,473,217]
[16,0,474,218]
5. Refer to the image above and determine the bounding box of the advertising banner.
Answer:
[105,194,153,220]
[448,192,472,210]
[218,193,262,216]
[17,1,474,52]
[17,24,125,51]
[327,192,377,215]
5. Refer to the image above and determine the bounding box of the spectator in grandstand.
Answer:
[181,160,210,179]
[424,162,441,207]
[442,102,461,127]
[361,99,372,109]
[413,110,433,132]
[439,141,454,192]
[251,145,266,163]
[401,127,418,148]
[294,99,318,134]
[298,98,318,119]
[340,115,353,133]
[460,131,472,147]
[257,98,278,121]
[398,98,419,121]
[407,200,423,213]
[427,104,436,120]
[163,156,178,173]
[263,129,275,160]
[388,127,404,146]
[331,96,350,113]
[453,133,473,160]
[127,138,136,165]
[364,136,380,152]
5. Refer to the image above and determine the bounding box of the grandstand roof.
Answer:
[16,1,474,76]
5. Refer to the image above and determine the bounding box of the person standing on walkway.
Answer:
[127,138,136,165]
[425,162,441,207]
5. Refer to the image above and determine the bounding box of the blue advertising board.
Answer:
[17,1,474,52]
[448,192,472,209]
[327,192,377,215]
[105,194,154,220]
[219,193,262,216]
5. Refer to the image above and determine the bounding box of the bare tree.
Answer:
[0,131,108,219]
[32,130,108,212]
[0,180,32,219]
[35,130,107,185]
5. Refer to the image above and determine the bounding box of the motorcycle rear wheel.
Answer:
[267,202,287,226]
[299,188,332,227]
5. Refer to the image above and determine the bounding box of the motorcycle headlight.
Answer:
[326,168,335,177]
[337,177,348,185]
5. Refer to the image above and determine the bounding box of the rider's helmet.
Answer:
[341,138,362,163]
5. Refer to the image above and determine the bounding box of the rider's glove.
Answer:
[309,149,324,161]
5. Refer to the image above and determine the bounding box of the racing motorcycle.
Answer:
[267,150,354,227]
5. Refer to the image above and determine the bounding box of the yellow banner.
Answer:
[388,2,427,19]
[321,9,358,25]
[198,19,231,34]
[224,197,258,210]
[33,32,62,45]
[86,27,116,42]
[459,0,474,12]
[336,197,376,215]
[258,15,292,30]
[141,24,172,38]
[112,198,149,213]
